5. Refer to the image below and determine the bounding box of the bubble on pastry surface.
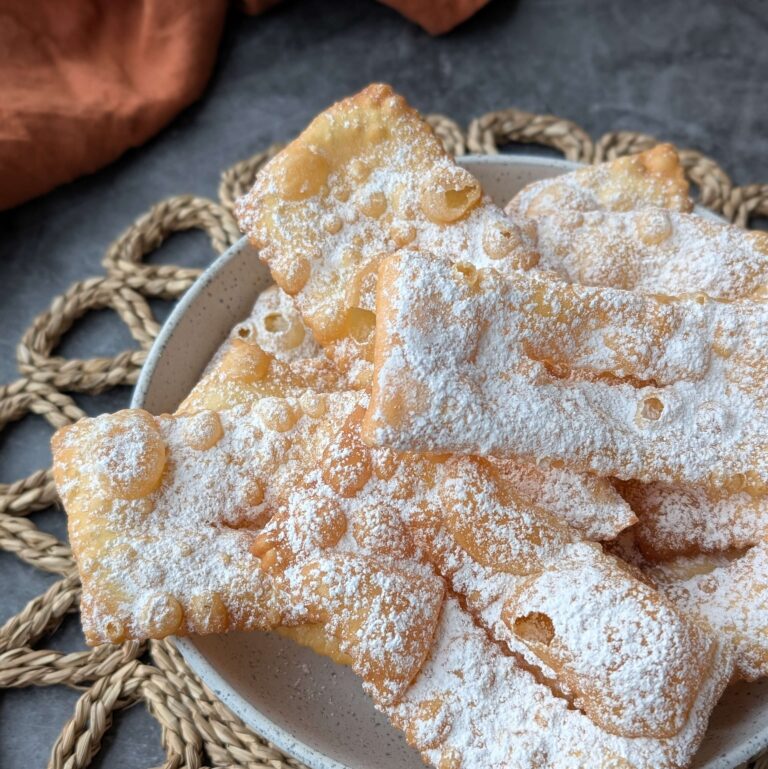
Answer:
[141,592,183,637]
[263,310,306,350]
[324,215,343,234]
[246,286,321,361]
[482,219,525,260]
[420,167,481,224]
[351,503,411,556]
[390,223,416,247]
[226,340,271,383]
[636,209,673,245]
[512,611,555,646]
[359,191,387,219]
[275,144,329,201]
[245,477,265,506]
[183,410,223,451]
[257,398,300,432]
[344,307,376,343]
[721,472,747,494]
[341,248,363,268]
[273,254,312,295]
[642,143,679,176]
[453,262,479,287]
[321,420,372,497]
[371,447,400,480]
[308,303,347,345]
[348,158,371,183]
[188,592,229,634]
[104,617,127,644]
[94,410,167,500]
[299,391,327,418]
[636,395,665,423]
[315,498,348,549]
[333,184,351,202]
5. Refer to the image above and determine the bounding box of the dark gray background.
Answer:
[1,0,766,766]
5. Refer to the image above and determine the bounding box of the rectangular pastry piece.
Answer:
[533,208,768,300]
[384,595,731,769]
[234,83,539,379]
[186,324,635,542]
[615,538,768,683]
[54,382,717,739]
[52,396,445,706]
[618,480,768,560]
[236,389,714,741]
[365,250,768,493]
[505,143,692,219]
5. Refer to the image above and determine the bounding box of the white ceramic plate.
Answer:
[132,155,768,769]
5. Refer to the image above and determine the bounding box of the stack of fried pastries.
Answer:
[52,84,768,769]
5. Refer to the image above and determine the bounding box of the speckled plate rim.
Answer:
[131,154,765,769]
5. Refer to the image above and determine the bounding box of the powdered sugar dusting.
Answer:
[249,393,721,741]
[492,457,636,540]
[382,596,731,769]
[505,144,692,219]
[534,209,768,300]
[648,543,768,681]
[619,480,768,560]
[234,84,538,374]
[366,250,768,492]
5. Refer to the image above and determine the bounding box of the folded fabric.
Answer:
[0,0,228,210]
[0,0,488,211]
[371,0,489,34]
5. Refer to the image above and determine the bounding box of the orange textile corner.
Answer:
[239,0,490,35]
[378,0,490,34]
[0,0,228,210]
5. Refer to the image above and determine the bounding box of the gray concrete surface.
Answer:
[1,0,766,766]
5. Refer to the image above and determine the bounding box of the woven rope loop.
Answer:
[0,380,83,518]
[724,184,768,228]
[16,277,159,393]
[467,108,594,162]
[426,114,466,157]
[0,107,766,769]
[102,196,240,298]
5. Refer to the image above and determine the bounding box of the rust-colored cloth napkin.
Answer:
[0,1,228,210]
[0,0,488,210]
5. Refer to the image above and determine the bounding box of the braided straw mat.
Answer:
[2,108,768,769]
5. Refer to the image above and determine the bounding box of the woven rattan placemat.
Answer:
[2,108,767,769]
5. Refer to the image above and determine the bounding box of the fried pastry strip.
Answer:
[251,395,719,739]
[234,83,538,378]
[179,336,344,412]
[382,595,731,769]
[645,544,768,682]
[55,387,719,738]
[365,251,768,493]
[491,457,635,540]
[618,481,768,561]
[531,207,768,557]
[186,327,634,540]
[51,400,444,705]
[505,144,692,219]
[533,209,768,300]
